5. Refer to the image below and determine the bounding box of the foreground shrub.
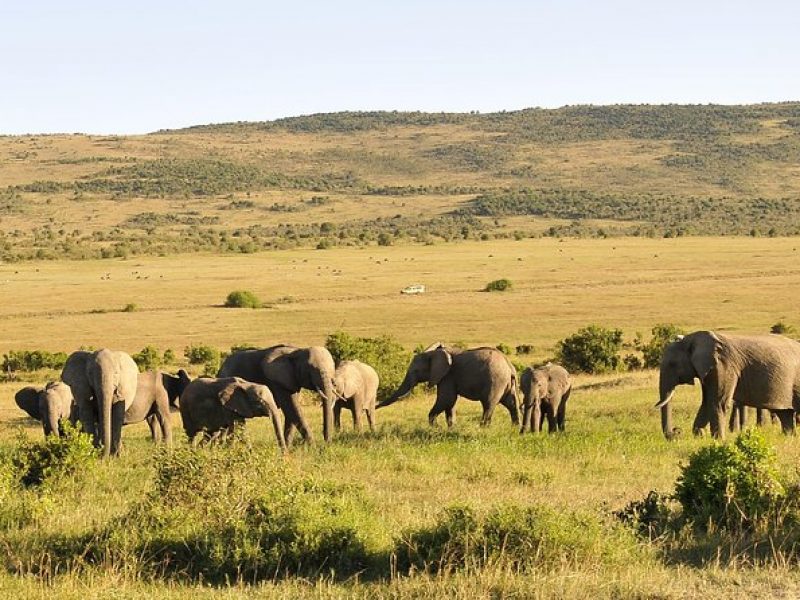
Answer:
[224,290,262,309]
[556,325,623,374]
[4,424,97,489]
[675,429,787,531]
[84,445,379,582]
[326,331,411,403]
[396,504,645,574]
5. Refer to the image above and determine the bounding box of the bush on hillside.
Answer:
[132,345,162,371]
[638,323,686,368]
[1,350,68,374]
[484,278,512,292]
[556,325,623,374]
[771,321,796,336]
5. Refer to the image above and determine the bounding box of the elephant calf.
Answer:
[124,369,191,444]
[520,363,572,434]
[179,377,287,451]
[333,360,379,432]
[15,381,76,437]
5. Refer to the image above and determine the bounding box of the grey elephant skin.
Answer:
[15,381,77,437]
[124,369,191,444]
[333,360,378,432]
[519,363,572,434]
[378,343,519,427]
[657,331,800,439]
[179,376,286,451]
[61,349,138,457]
[217,345,338,444]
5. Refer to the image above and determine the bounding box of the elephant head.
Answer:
[519,368,548,433]
[15,381,75,436]
[379,342,452,407]
[218,379,287,451]
[262,345,337,441]
[655,331,718,439]
[164,369,191,409]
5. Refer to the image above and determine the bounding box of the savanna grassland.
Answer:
[3,106,800,598]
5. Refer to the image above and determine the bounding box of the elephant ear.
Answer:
[429,348,453,385]
[15,387,42,420]
[689,331,720,380]
[219,382,259,418]
[262,357,298,392]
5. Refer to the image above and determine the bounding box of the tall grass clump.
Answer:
[326,331,411,402]
[82,445,381,583]
[395,504,646,575]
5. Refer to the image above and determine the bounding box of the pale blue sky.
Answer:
[1,0,798,134]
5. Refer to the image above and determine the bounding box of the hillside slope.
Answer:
[2,104,800,260]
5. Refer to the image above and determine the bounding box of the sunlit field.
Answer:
[2,236,800,597]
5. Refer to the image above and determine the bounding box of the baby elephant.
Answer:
[333,360,379,432]
[179,377,286,451]
[520,363,572,434]
[124,369,192,445]
[15,381,77,437]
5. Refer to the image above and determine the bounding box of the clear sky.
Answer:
[1,0,798,134]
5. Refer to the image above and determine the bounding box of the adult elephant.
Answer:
[14,381,77,437]
[179,376,286,451]
[519,363,572,434]
[656,331,800,440]
[378,343,519,428]
[332,359,379,432]
[217,345,338,444]
[61,349,138,457]
[124,369,191,444]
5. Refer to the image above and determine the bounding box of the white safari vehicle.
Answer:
[400,284,426,295]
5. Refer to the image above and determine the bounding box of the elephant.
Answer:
[332,360,379,432]
[61,349,139,457]
[657,331,800,440]
[217,345,338,444]
[179,376,286,451]
[378,343,519,428]
[123,369,191,444]
[14,381,77,437]
[519,363,572,434]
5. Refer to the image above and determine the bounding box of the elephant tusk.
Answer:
[654,395,673,409]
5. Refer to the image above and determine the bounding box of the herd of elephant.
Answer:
[12,330,800,456]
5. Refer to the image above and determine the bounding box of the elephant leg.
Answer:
[556,399,567,432]
[444,406,455,428]
[334,400,344,432]
[756,408,766,427]
[429,385,456,427]
[544,405,557,433]
[728,405,738,432]
[110,402,126,455]
[365,407,376,432]
[281,393,312,445]
[775,410,796,435]
[154,401,172,446]
[146,414,162,443]
[79,400,99,447]
[351,396,364,432]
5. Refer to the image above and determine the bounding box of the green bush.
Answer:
[84,445,378,582]
[162,348,176,364]
[675,429,787,531]
[639,323,686,368]
[515,344,535,355]
[132,345,162,371]
[496,343,514,355]
[1,350,68,374]
[121,303,138,313]
[224,290,262,309]
[484,278,512,292]
[556,325,624,374]
[326,331,411,403]
[5,424,97,489]
[395,503,644,574]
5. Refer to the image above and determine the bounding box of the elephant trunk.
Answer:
[377,373,416,408]
[44,406,61,437]
[313,372,337,443]
[98,369,116,458]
